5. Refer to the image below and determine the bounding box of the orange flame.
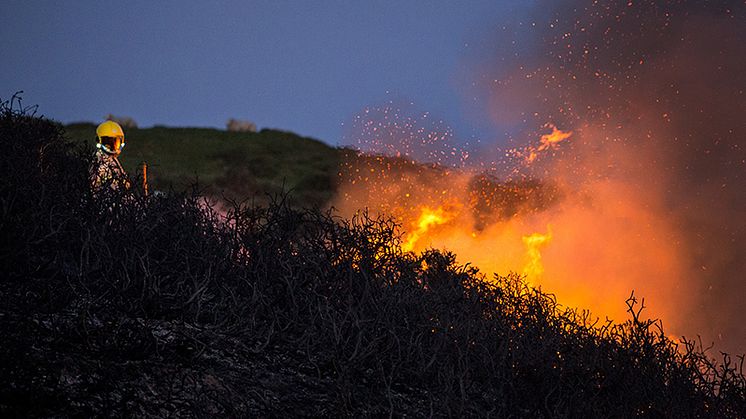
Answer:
[403,206,455,252]
[538,125,573,152]
[521,124,573,163]
[336,121,692,338]
[522,226,552,282]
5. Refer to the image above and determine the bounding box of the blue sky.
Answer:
[0,1,535,145]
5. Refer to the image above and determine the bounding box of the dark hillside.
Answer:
[2,99,744,417]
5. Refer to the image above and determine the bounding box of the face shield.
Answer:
[98,136,125,155]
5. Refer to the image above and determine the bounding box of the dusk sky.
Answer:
[1,1,535,145]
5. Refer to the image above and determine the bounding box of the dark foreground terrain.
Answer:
[1,97,744,417]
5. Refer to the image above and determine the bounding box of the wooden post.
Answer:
[142,161,148,197]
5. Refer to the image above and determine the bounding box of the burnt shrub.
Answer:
[0,95,744,417]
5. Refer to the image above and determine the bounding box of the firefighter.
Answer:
[91,120,130,190]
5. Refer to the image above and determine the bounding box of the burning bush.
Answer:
[0,95,744,416]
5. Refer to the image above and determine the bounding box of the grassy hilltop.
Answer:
[65,123,341,207]
[64,123,559,223]
[1,105,744,416]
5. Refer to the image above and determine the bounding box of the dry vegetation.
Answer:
[1,95,744,417]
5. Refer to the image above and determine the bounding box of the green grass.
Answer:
[64,123,341,207]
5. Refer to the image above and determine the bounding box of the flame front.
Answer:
[402,204,555,286]
[336,119,688,331]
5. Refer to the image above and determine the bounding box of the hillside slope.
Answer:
[0,106,743,416]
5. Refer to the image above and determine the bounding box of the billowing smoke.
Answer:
[334,1,744,354]
[473,0,746,352]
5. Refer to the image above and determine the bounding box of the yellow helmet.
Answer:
[96,120,125,155]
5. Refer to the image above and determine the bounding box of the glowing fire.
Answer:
[538,125,572,152]
[519,124,573,164]
[337,119,689,334]
[522,226,552,282]
[402,206,455,252]
[402,204,555,286]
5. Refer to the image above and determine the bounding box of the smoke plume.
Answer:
[334,1,744,354]
[475,0,746,352]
